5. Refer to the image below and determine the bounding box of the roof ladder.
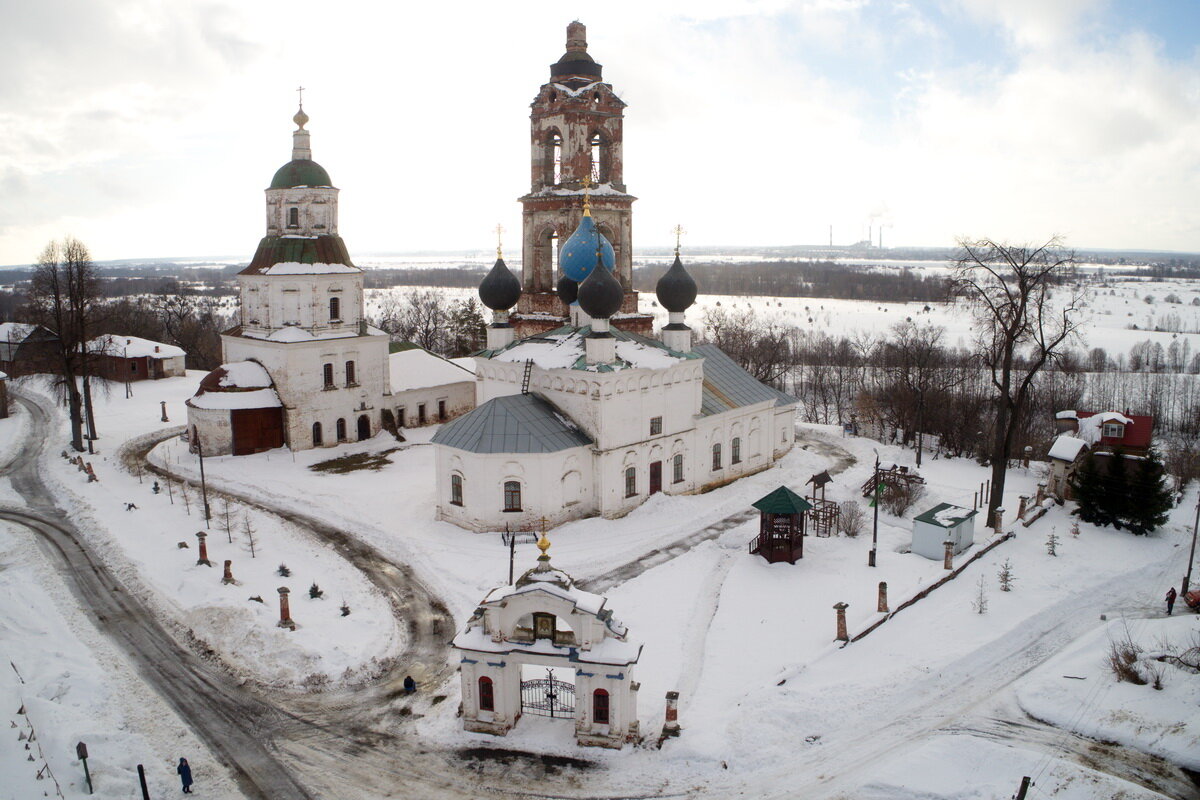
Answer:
[521,359,534,395]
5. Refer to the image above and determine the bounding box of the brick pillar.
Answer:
[277,587,295,630]
[195,531,211,566]
[833,602,849,642]
[1035,483,1046,506]
[222,560,234,584]
[1017,495,1029,520]
[160,401,169,422]
[877,581,889,613]
[943,539,954,570]
[662,691,680,737]
[993,507,1005,532]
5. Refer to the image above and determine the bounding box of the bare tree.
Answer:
[26,238,103,450]
[952,238,1083,525]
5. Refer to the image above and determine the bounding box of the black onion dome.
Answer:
[557,274,578,306]
[655,254,698,313]
[577,253,623,320]
[478,257,521,311]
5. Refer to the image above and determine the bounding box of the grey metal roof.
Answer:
[693,344,796,416]
[432,393,593,454]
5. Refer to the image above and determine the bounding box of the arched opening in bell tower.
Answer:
[543,131,564,186]
[589,132,608,184]
[530,227,559,293]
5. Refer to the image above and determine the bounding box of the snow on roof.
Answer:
[187,387,281,410]
[217,361,273,389]
[1048,435,1088,462]
[1056,410,1078,420]
[914,503,977,529]
[450,626,642,666]
[1074,412,1134,445]
[0,371,7,380]
[449,356,476,374]
[257,261,360,276]
[527,181,629,199]
[551,80,599,97]
[0,322,35,341]
[89,334,185,359]
[266,326,315,343]
[389,348,474,393]
[488,325,691,373]
[239,326,361,343]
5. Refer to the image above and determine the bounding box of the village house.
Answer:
[388,344,476,428]
[88,335,187,382]
[1047,409,1155,499]
[0,322,59,376]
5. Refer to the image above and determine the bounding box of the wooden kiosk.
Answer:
[748,486,813,565]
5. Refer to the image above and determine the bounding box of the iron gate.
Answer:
[520,670,575,718]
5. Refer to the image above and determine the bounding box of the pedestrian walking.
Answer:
[403,675,416,694]
[177,757,193,793]
[1166,586,1177,615]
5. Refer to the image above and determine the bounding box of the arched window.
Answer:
[503,481,522,512]
[673,453,684,483]
[329,296,340,321]
[323,363,334,388]
[732,437,742,464]
[593,689,609,724]
[450,474,463,506]
[336,418,347,442]
[312,422,323,446]
[287,207,299,228]
[478,676,494,712]
[624,466,636,498]
[345,360,356,385]
[589,132,606,183]
[712,443,722,471]
[551,131,563,184]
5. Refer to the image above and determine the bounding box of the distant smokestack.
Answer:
[868,225,872,246]
[829,224,832,247]
[879,227,883,249]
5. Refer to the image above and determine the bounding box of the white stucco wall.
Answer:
[394,381,475,428]
[184,405,234,457]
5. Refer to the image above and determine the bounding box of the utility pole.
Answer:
[1013,776,1033,800]
[1183,492,1199,597]
[196,436,211,528]
[869,452,880,567]
[507,524,515,585]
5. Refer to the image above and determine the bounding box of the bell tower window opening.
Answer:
[589,132,606,184]
[287,207,299,228]
[549,131,563,185]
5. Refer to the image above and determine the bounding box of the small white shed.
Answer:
[911,503,978,560]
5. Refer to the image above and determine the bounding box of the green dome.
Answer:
[269,159,332,189]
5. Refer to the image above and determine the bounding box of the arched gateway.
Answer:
[452,534,642,748]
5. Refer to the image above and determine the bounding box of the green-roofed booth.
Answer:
[911,502,977,560]
[749,486,813,564]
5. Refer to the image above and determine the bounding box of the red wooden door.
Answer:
[649,461,662,495]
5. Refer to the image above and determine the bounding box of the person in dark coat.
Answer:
[177,757,193,793]
[1166,586,1177,615]
[403,675,416,694]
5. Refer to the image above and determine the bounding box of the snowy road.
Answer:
[2,394,317,800]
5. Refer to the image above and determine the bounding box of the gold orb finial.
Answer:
[495,223,505,259]
[537,530,551,557]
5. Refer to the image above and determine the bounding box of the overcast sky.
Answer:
[2,0,1198,265]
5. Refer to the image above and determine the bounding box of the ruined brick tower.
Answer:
[512,22,653,337]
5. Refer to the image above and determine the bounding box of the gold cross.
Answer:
[297,85,305,108]
[494,223,505,258]
[580,174,593,215]
[673,224,685,255]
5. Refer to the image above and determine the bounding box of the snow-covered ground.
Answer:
[3,366,1197,798]
[15,375,402,689]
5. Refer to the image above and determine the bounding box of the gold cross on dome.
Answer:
[673,224,685,255]
[580,174,593,215]
[296,85,306,108]
[494,223,505,258]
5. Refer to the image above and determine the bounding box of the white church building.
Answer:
[187,105,392,456]
[432,201,797,531]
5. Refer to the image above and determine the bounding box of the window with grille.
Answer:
[478,677,494,711]
[287,207,299,227]
[503,481,522,512]
[345,360,356,386]
[450,474,463,506]
[329,296,340,321]
[732,437,742,464]
[673,453,684,483]
[593,689,609,724]
[650,416,662,436]
[312,422,323,446]
[624,467,636,497]
[336,418,347,441]
[323,363,334,388]
[712,443,722,470]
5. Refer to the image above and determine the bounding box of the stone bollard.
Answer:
[160,401,169,423]
[1017,495,1029,520]
[1022,445,1032,468]
[943,539,954,570]
[277,587,296,630]
[195,531,212,566]
[1036,483,1047,506]
[833,602,849,642]
[877,581,889,613]
[992,507,1005,532]
[86,463,98,482]
[661,691,681,740]
[222,560,234,585]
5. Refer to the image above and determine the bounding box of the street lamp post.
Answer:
[196,435,211,528]
[1183,492,1199,598]
[869,451,880,568]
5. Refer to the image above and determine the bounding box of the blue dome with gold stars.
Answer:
[560,214,615,282]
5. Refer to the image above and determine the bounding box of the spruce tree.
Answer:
[1121,448,1173,535]
[1103,447,1131,531]
[1071,452,1109,526]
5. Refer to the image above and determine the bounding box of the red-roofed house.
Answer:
[1053,409,1154,455]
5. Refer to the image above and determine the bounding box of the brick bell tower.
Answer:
[512,21,653,337]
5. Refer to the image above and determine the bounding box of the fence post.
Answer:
[833,602,849,642]
[943,539,954,570]
[877,581,888,613]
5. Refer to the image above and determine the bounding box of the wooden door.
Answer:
[649,461,662,495]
